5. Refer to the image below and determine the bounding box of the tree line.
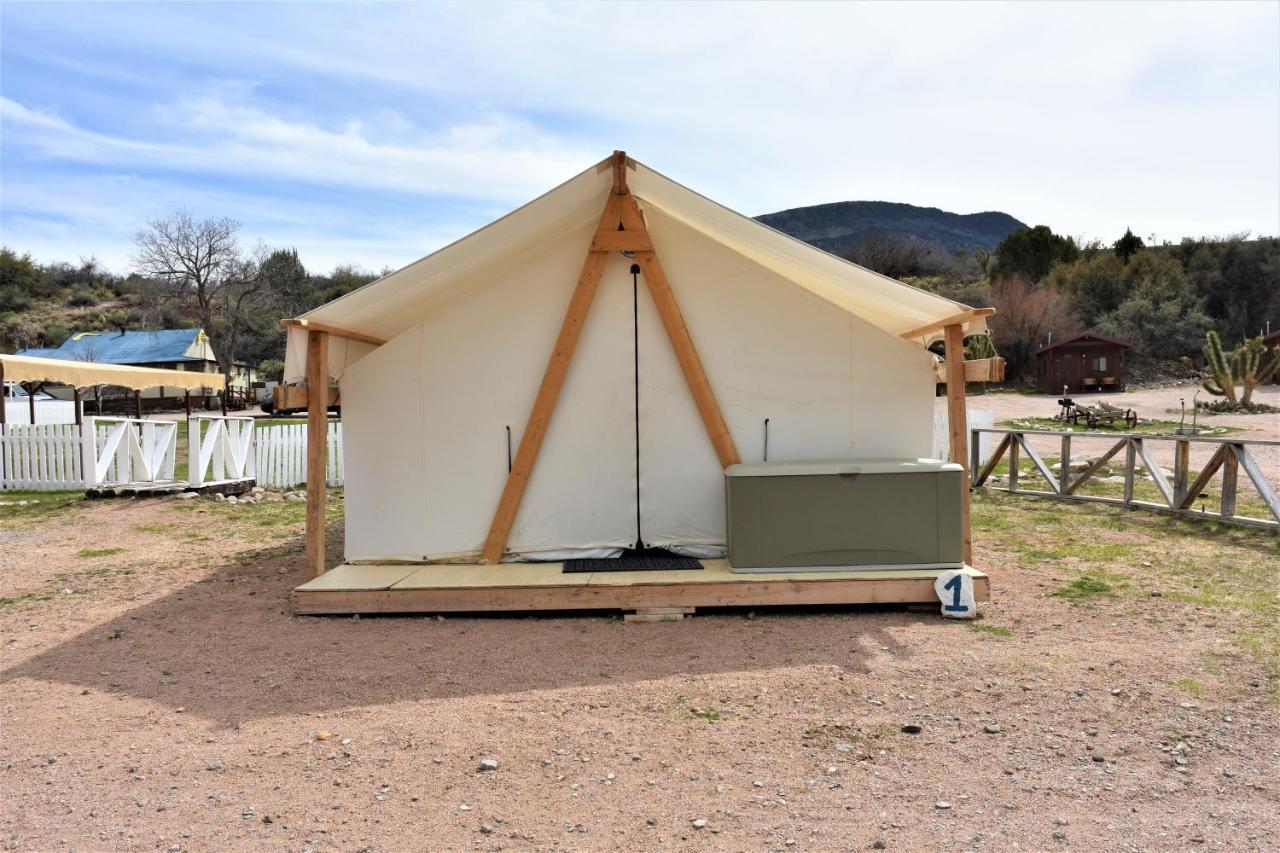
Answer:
[0,212,388,383]
[841,226,1280,380]
[4,211,1277,388]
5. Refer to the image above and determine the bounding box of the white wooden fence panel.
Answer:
[933,409,995,465]
[188,416,255,486]
[253,421,343,489]
[0,424,84,491]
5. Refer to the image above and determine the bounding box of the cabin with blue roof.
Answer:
[16,328,255,410]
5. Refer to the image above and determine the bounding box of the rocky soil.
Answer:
[0,385,1276,851]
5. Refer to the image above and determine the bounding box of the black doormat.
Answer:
[563,555,703,573]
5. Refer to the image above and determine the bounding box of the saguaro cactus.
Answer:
[1202,331,1280,407]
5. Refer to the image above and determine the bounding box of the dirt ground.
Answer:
[2,387,1278,852]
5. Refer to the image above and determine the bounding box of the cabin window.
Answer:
[1090,355,1108,372]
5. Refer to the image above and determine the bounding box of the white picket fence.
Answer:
[4,399,81,425]
[0,424,84,490]
[255,422,344,489]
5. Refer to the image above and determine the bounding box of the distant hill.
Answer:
[755,201,1026,256]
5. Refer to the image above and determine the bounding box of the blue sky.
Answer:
[2,1,1277,275]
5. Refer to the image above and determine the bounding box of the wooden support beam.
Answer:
[480,151,740,563]
[481,251,610,564]
[304,330,330,580]
[900,307,996,342]
[1135,439,1174,506]
[1235,444,1280,522]
[590,230,654,253]
[972,432,1011,488]
[281,318,387,347]
[636,248,741,469]
[1176,444,1227,509]
[1016,433,1058,492]
[1066,438,1127,495]
[943,323,972,564]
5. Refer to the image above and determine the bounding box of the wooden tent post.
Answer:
[25,382,37,425]
[480,150,740,564]
[944,323,973,564]
[304,330,330,580]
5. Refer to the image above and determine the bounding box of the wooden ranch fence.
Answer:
[971,427,1280,532]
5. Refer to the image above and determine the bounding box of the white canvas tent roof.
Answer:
[284,155,985,381]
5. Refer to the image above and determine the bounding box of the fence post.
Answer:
[1059,433,1072,495]
[1220,445,1239,519]
[81,416,100,487]
[1122,439,1136,505]
[188,418,202,486]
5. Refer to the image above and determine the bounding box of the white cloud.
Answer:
[2,95,598,203]
[2,0,1277,267]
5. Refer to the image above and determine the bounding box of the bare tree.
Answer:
[132,211,250,386]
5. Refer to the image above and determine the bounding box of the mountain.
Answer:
[755,201,1026,256]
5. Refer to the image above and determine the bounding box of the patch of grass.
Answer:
[1051,569,1129,603]
[133,522,177,534]
[0,491,85,527]
[968,623,1014,638]
[999,416,1240,436]
[76,547,126,559]
[1173,677,1206,697]
[687,707,722,723]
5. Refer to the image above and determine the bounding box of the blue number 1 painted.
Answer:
[943,574,968,613]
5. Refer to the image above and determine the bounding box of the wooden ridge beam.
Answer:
[900,307,996,342]
[281,318,387,347]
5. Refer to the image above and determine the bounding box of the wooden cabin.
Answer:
[1035,333,1130,394]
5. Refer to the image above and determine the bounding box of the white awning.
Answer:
[0,353,226,392]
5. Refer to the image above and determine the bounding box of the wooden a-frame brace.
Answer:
[480,151,741,564]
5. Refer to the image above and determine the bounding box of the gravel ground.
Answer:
[1,387,1277,851]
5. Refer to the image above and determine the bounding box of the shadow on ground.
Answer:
[2,531,936,726]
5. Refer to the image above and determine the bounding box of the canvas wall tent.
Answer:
[284,153,993,579]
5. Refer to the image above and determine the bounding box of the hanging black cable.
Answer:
[631,262,643,547]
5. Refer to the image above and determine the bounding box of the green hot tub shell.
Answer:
[724,458,964,572]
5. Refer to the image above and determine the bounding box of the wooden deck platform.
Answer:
[292,560,990,616]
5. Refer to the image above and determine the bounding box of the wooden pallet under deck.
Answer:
[291,560,990,616]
